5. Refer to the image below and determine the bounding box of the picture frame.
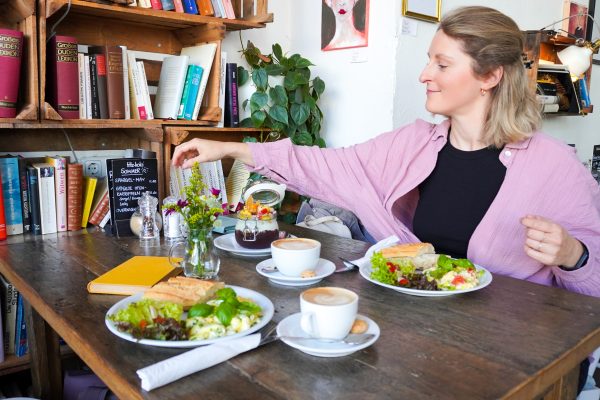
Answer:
[589,0,599,64]
[402,0,441,23]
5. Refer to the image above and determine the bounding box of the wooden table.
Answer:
[1,226,600,400]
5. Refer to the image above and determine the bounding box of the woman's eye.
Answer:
[438,65,448,69]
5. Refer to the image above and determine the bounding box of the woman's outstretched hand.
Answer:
[171,138,253,169]
[521,215,584,268]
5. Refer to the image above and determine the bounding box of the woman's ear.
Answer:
[482,66,504,91]
[325,0,333,8]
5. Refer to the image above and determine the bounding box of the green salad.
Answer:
[108,287,262,341]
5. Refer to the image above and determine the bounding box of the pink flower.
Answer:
[210,188,221,197]
[177,199,189,208]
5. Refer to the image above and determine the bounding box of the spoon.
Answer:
[279,333,375,346]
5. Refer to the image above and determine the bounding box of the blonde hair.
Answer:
[439,6,541,147]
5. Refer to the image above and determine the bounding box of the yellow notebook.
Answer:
[87,256,181,295]
[81,176,98,228]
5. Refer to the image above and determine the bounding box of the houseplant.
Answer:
[238,41,326,148]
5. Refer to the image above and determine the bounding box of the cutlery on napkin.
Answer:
[137,324,278,391]
[341,235,399,269]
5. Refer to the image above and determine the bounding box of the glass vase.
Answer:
[169,228,220,279]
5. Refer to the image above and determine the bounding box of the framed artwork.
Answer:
[590,0,599,64]
[563,1,588,39]
[321,0,370,51]
[402,0,441,23]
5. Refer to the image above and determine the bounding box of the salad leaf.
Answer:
[188,303,214,318]
[238,300,262,315]
[215,302,236,326]
[216,287,237,300]
[370,252,397,285]
[109,299,183,327]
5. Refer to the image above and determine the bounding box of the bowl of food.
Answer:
[234,196,279,249]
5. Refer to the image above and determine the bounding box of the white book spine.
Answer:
[154,55,189,119]
[217,51,227,128]
[98,208,111,228]
[84,55,92,119]
[1,276,18,355]
[34,164,58,235]
[120,45,131,119]
[78,53,86,119]
[46,157,68,232]
[137,61,154,120]
[127,52,145,120]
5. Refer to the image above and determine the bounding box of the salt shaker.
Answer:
[138,191,159,241]
[162,196,183,240]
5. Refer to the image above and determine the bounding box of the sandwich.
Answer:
[380,242,439,270]
[143,277,224,309]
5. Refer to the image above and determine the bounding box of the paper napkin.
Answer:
[348,235,399,268]
[211,215,238,234]
[137,333,261,391]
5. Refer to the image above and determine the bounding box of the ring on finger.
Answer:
[537,241,543,251]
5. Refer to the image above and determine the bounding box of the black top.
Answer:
[412,139,506,258]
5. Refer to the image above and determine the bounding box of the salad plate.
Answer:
[105,285,274,348]
[214,233,272,257]
[359,263,493,297]
[276,313,379,357]
[255,258,336,287]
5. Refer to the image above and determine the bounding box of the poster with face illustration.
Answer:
[322,0,370,51]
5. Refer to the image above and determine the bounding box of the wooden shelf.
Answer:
[0,344,74,377]
[0,119,216,129]
[46,0,272,31]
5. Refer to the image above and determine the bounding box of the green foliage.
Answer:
[239,41,326,148]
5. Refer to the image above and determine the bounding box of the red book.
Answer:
[173,0,184,12]
[88,190,110,226]
[150,0,163,9]
[66,163,83,231]
[47,35,80,119]
[0,171,7,240]
[0,29,24,118]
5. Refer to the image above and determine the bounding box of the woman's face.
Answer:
[327,0,356,20]
[419,31,488,117]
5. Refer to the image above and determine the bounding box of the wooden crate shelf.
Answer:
[0,0,38,122]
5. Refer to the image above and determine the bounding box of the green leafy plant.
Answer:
[238,40,326,148]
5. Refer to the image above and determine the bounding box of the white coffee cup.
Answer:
[270,238,321,277]
[300,287,358,340]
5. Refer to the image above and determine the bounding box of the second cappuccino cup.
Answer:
[271,238,321,277]
[300,287,358,340]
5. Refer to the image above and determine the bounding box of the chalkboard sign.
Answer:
[592,145,600,184]
[106,158,158,236]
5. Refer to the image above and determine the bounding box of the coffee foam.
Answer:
[273,238,318,250]
[303,288,355,306]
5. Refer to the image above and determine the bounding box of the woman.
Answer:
[321,0,367,51]
[172,7,599,298]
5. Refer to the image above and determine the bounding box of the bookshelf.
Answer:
[523,30,594,115]
[0,0,274,383]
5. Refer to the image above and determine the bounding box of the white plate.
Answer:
[276,313,379,357]
[105,285,274,348]
[214,233,271,257]
[359,263,493,297]
[255,258,336,287]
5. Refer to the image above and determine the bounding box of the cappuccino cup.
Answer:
[300,287,358,340]
[271,238,321,277]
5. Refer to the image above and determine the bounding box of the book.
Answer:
[0,172,6,240]
[179,43,217,120]
[81,176,98,228]
[26,165,41,234]
[173,0,184,12]
[17,157,44,233]
[209,0,222,17]
[224,62,239,127]
[225,158,250,212]
[182,0,198,14]
[127,51,147,120]
[214,0,227,19]
[0,274,18,355]
[14,294,27,357]
[88,54,101,119]
[98,208,111,228]
[137,61,154,120]
[592,145,600,184]
[120,45,130,120]
[88,183,109,226]
[83,54,92,119]
[87,256,181,295]
[66,163,83,231]
[149,0,163,9]
[154,55,189,119]
[178,65,203,120]
[0,29,24,118]
[222,0,236,19]
[0,156,23,235]
[90,46,126,119]
[161,0,175,10]
[89,53,109,119]
[216,50,227,127]
[196,0,214,16]
[77,53,87,119]
[32,163,57,235]
[45,156,68,232]
[47,35,80,119]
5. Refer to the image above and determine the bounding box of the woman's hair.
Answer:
[438,6,541,147]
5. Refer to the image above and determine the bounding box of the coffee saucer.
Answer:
[214,233,271,257]
[255,258,336,287]
[276,313,380,357]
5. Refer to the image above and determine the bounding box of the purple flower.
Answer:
[210,188,221,197]
[165,208,175,216]
[177,199,189,208]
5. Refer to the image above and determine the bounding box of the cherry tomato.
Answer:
[398,278,409,286]
[452,275,466,286]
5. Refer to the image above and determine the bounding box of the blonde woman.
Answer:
[173,7,599,299]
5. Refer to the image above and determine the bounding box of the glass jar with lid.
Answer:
[234,178,286,249]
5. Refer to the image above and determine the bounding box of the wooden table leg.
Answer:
[24,301,63,400]
[539,364,581,400]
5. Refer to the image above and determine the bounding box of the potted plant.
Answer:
[238,41,326,148]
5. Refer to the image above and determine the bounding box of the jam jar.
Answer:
[234,178,286,249]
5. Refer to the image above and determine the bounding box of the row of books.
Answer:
[0,155,105,239]
[47,36,219,121]
[0,28,24,118]
[130,0,239,19]
[0,275,27,360]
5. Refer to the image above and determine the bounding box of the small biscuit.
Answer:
[300,269,316,278]
[350,319,368,334]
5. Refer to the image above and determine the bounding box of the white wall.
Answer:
[223,1,600,162]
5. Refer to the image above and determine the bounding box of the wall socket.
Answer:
[83,159,105,178]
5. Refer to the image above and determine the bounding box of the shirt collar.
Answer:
[431,119,534,151]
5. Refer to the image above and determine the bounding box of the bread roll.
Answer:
[380,243,435,259]
[143,278,224,309]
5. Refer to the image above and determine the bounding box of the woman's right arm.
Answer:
[171,138,254,169]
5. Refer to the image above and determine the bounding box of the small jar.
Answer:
[162,196,183,240]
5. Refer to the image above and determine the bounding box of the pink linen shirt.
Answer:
[248,119,600,297]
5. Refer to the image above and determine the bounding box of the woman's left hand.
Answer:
[521,215,583,268]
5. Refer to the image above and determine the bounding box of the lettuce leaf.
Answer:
[370,252,397,285]
[108,298,183,326]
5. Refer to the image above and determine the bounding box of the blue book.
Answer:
[181,0,198,14]
[160,0,175,11]
[0,156,23,235]
[183,65,203,120]
[14,294,27,357]
[26,165,41,235]
[579,76,591,108]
